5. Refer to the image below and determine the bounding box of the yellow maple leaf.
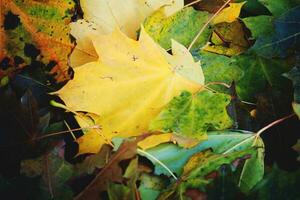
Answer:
[80,0,183,38]
[74,113,110,155]
[138,133,173,150]
[54,28,203,154]
[70,0,183,67]
[212,2,246,25]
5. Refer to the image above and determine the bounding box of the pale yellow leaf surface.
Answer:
[55,28,203,154]
[69,20,99,68]
[162,39,204,84]
[74,113,110,155]
[70,0,183,67]
[80,0,183,37]
[212,2,246,25]
[76,131,105,156]
[137,133,201,150]
[138,133,173,150]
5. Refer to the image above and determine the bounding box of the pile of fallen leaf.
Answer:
[1,0,300,199]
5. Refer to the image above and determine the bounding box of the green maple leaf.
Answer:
[193,51,244,93]
[144,7,211,50]
[258,0,300,16]
[242,15,274,39]
[234,53,292,101]
[149,90,232,140]
[244,6,300,58]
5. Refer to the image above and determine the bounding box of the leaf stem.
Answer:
[34,125,101,140]
[254,113,295,138]
[137,149,178,180]
[64,120,77,140]
[222,113,295,154]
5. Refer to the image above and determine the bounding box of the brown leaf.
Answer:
[185,0,230,13]
[75,138,143,200]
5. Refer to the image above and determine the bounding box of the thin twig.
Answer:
[204,81,231,88]
[241,100,256,106]
[64,120,77,140]
[222,113,295,154]
[184,0,202,8]
[255,113,295,138]
[34,125,101,141]
[187,0,231,50]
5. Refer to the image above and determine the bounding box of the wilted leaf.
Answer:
[74,139,139,200]
[144,7,211,50]
[0,0,75,82]
[75,145,111,174]
[150,90,232,140]
[106,157,140,200]
[185,0,228,13]
[203,20,250,56]
[54,28,203,150]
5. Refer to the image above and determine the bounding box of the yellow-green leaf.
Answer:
[54,28,203,153]
[212,2,245,24]
[149,90,232,140]
[144,7,211,50]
